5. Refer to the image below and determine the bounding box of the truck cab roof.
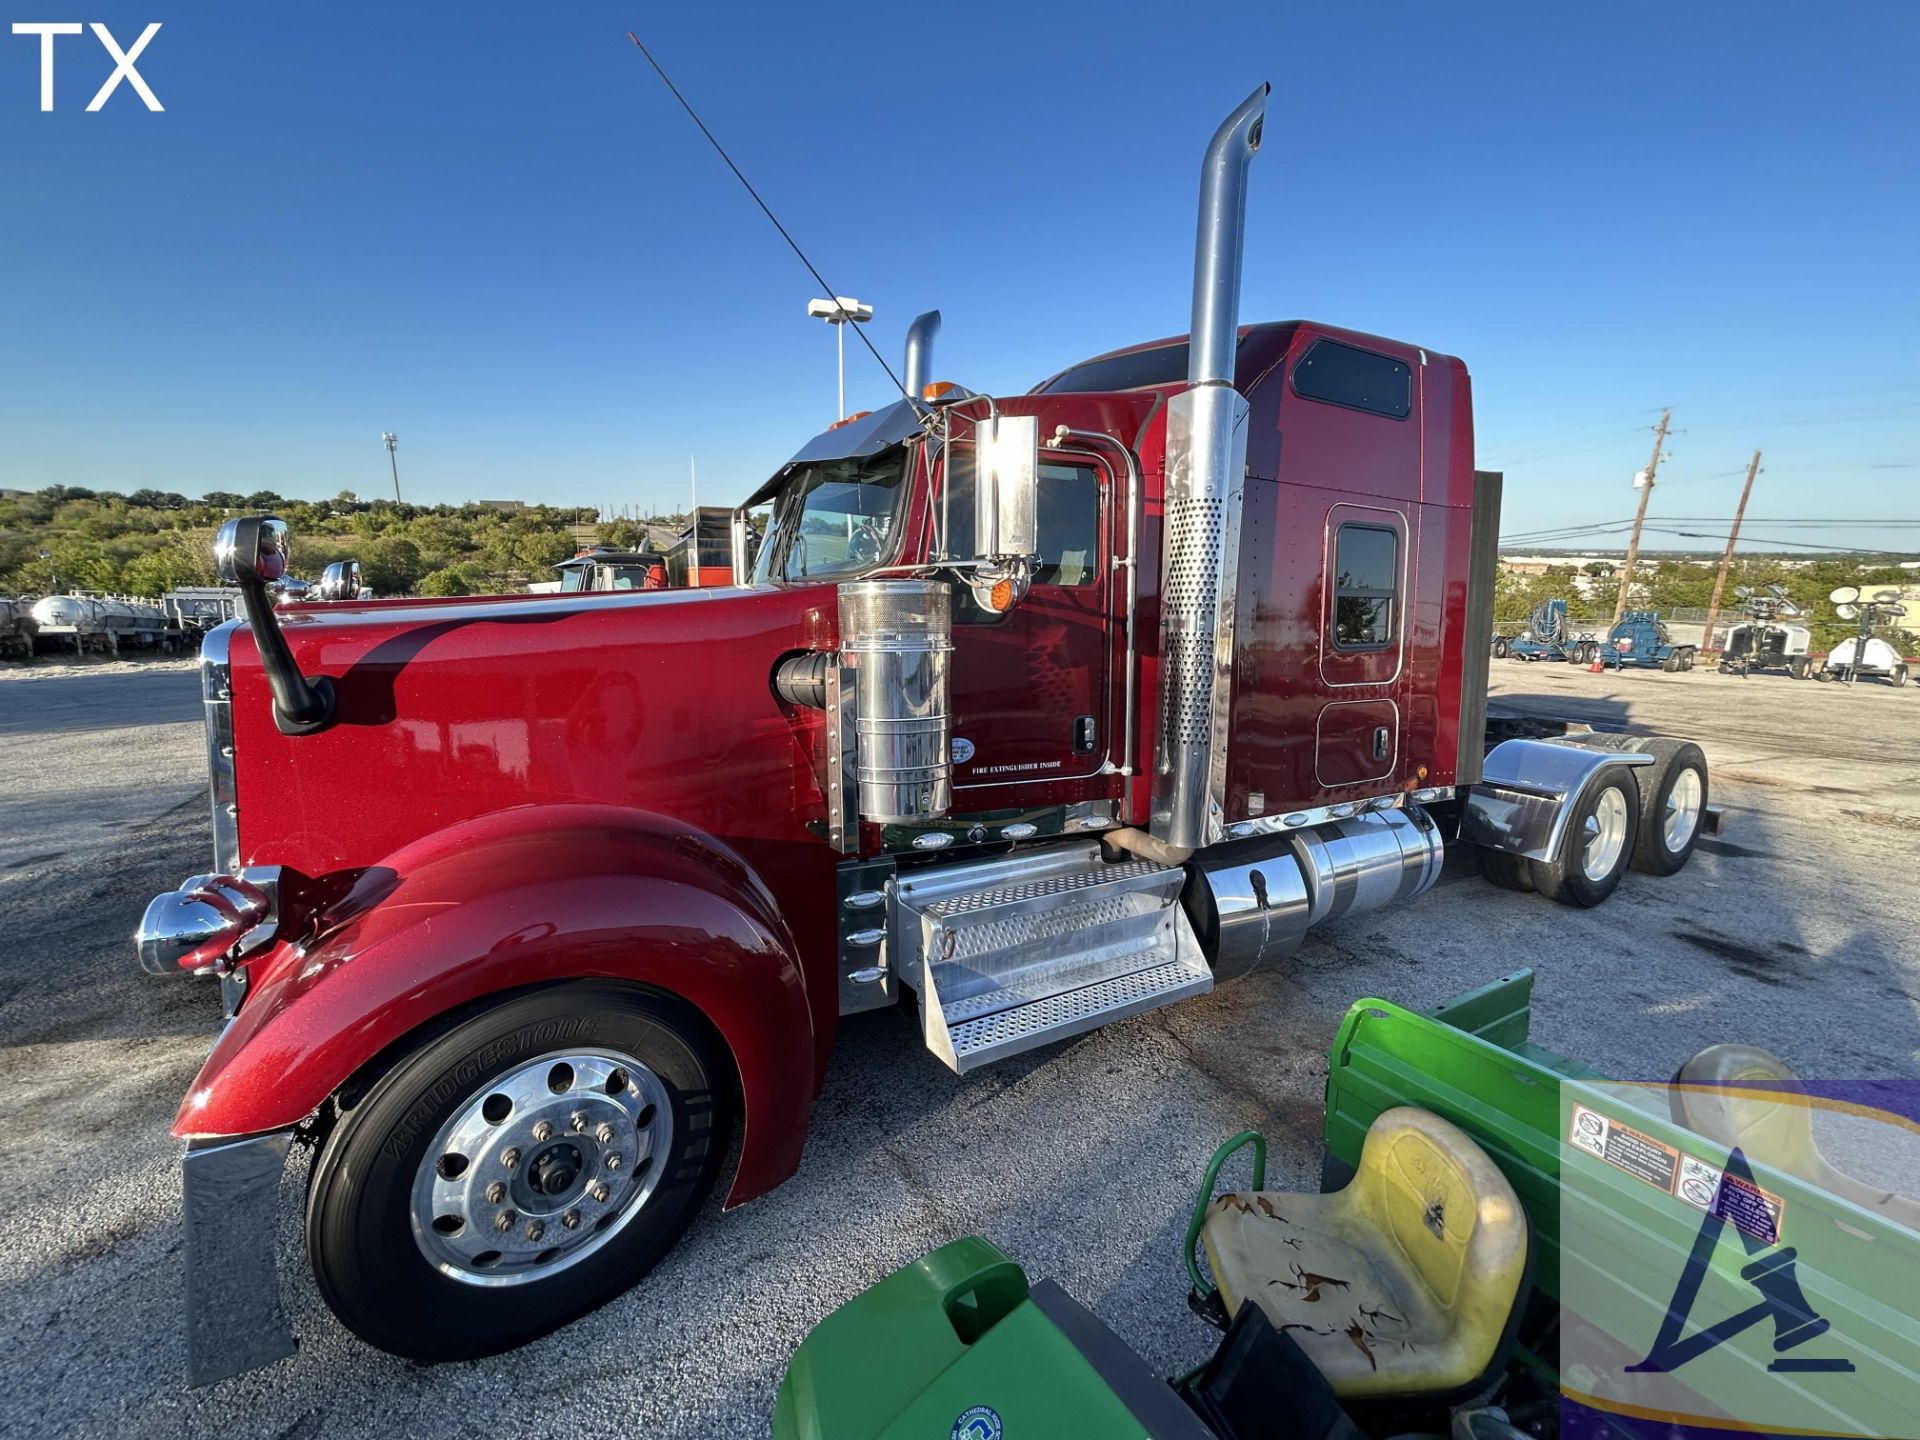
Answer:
[1032,320,1455,396]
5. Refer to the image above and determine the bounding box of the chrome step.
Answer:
[892,842,1210,1073]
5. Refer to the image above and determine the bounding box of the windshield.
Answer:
[752,445,913,584]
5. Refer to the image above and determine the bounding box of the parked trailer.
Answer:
[1,598,38,659]
[1718,585,1811,677]
[1818,586,1910,686]
[29,594,113,655]
[0,598,38,660]
[163,586,243,634]
[132,88,1719,1385]
[1493,598,1599,664]
[1601,609,1696,671]
[27,593,172,654]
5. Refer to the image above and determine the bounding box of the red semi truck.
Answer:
[137,86,1713,1385]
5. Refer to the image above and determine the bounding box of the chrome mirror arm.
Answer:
[214,516,336,736]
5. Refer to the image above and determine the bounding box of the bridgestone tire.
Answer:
[1475,845,1535,893]
[1492,637,1510,659]
[1527,770,1641,907]
[306,984,732,1363]
[1662,653,1680,673]
[1627,739,1708,876]
[1894,665,1910,688]
[1679,649,1696,671]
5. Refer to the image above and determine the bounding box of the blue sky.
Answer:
[2,2,1915,551]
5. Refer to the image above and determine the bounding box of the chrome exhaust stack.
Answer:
[1148,84,1269,857]
[903,310,941,402]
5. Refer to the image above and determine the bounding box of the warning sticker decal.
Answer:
[1568,1102,1786,1242]
[1570,1104,1681,1192]
[1676,1152,1723,1211]
[1714,1171,1785,1245]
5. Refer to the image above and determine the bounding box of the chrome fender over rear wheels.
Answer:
[1526,768,1642,907]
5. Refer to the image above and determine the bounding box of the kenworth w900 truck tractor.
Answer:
[136,86,1713,1384]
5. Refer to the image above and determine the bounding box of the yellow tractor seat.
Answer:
[1199,1106,1530,1400]
[1670,1045,1920,1233]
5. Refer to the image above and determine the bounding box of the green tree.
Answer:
[417,561,490,596]
[358,536,427,596]
[598,519,649,550]
[480,520,572,583]
[202,490,245,508]
[122,537,215,596]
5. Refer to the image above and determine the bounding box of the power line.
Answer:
[624,31,915,410]
[1638,525,1920,557]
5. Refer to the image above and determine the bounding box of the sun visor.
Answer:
[743,398,924,506]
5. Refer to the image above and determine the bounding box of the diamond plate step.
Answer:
[893,841,1210,1074]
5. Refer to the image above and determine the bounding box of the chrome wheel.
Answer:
[409,1049,672,1287]
[1580,787,1629,881]
[1663,767,1704,853]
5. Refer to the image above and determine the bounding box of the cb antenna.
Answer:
[625,31,920,413]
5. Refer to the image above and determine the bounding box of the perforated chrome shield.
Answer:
[1151,385,1249,852]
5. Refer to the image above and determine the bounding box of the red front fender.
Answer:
[174,805,818,1207]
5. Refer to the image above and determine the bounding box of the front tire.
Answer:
[306,983,732,1363]
[1894,665,1910,688]
[1528,770,1641,907]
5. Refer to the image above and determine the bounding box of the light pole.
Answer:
[806,296,873,420]
[38,549,55,594]
[382,432,402,503]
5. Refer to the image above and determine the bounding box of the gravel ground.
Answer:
[0,659,1915,1439]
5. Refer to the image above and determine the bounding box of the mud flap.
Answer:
[184,1130,296,1386]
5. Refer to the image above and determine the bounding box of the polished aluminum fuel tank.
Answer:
[837,579,953,824]
[1184,805,1445,978]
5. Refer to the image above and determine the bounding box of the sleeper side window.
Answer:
[1332,524,1398,650]
[1291,339,1412,420]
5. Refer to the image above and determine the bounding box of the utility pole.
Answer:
[1609,408,1671,631]
[383,432,402,503]
[1700,449,1762,655]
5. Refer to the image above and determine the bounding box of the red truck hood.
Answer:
[225,583,839,878]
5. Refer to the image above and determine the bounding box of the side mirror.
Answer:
[210,515,334,734]
[975,413,1039,561]
[317,560,362,602]
[215,517,290,585]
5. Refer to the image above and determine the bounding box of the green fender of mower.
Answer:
[775,971,1920,1439]
[773,1234,1211,1440]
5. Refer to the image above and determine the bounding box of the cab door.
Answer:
[941,449,1115,794]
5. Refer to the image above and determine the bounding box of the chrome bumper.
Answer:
[183,1131,297,1387]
